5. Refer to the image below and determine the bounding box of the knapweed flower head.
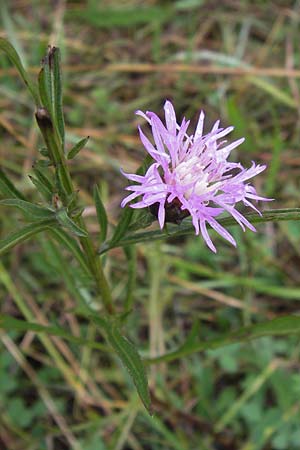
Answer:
[121,101,270,252]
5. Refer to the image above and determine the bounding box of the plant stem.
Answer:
[36,107,115,314]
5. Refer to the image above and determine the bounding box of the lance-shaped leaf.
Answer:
[147,315,300,365]
[38,46,65,147]
[29,165,54,202]
[0,38,40,105]
[91,315,151,414]
[49,227,90,275]
[56,208,88,237]
[0,198,55,221]
[0,315,107,352]
[110,206,134,246]
[93,184,108,242]
[67,136,89,160]
[0,219,55,256]
[0,168,26,200]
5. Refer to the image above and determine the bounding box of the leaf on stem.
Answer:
[0,198,55,221]
[91,315,151,414]
[93,184,108,242]
[0,314,107,352]
[0,38,40,105]
[147,315,300,365]
[55,208,88,237]
[49,227,90,275]
[0,168,26,200]
[110,207,134,246]
[0,219,55,256]
[67,136,89,160]
[38,46,65,147]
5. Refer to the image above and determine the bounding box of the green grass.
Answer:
[1,1,300,449]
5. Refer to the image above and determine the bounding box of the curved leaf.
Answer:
[0,198,55,221]
[93,184,108,242]
[147,315,300,365]
[0,219,55,256]
[0,168,26,200]
[68,136,89,160]
[91,315,151,413]
[0,37,40,105]
[56,209,88,237]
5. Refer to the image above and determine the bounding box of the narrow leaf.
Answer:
[49,227,90,275]
[38,67,52,112]
[56,208,88,237]
[93,184,108,242]
[28,175,52,202]
[67,136,89,160]
[147,315,300,365]
[0,38,40,105]
[31,165,54,200]
[0,315,107,352]
[91,315,151,413]
[110,207,134,245]
[106,322,151,413]
[0,168,26,200]
[51,47,65,147]
[0,198,55,221]
[38,47,65,147]
[0,219,55,256]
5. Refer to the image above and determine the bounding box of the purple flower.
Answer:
[121,101,270,252]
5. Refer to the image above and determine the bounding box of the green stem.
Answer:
[77,217,115,314]
[36,108,115,314]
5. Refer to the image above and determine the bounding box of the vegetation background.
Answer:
[1,0,300,449]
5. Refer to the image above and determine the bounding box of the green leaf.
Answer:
[0,219,55,256]
[30,165,54,201]
[56,208,88,237]
[71,5,171,28]
[67,136,89,160]
[100,208,300,253]
[93,184,108,242]
[38,47,65,147]
[51,47,65,148]
[0,198,55,221]
[49,227,90,275]
[147,315,300,365]
[28,175,52,202]
[38,66,52,113]
[124,245,137,311]
[0,38,40,105]
[106,323,151,413]
[248,76,297,109]
[92,316,151,413]
[110,207,134,246]
[0,168,26,200]
[0,315,107,352]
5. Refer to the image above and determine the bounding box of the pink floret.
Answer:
[121,101,270,252]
